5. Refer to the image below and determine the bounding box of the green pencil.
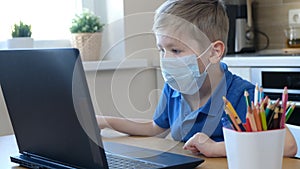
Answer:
[285,103,296,122]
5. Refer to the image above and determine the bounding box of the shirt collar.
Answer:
[171,90,180,98]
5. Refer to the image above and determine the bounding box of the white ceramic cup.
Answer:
[223,127,286,169]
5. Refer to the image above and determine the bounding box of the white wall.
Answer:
[123,0,165,60]
[0,86,13,136]
[0,0,166,136]
[85,67,160,120]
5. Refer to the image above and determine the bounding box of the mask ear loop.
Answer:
[196,43,213,59]
[204,62,212,73]
[196,43,213,73]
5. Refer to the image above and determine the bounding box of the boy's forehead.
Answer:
[156,34,192,49]
[156,28,186,40]
[156,34,183,44]
[155,29,210,50]
[156,29,191,44]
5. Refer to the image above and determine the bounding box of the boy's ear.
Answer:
[209,41,225,63]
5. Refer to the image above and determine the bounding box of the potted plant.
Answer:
[7,21,33,48]
[70,10,104,61]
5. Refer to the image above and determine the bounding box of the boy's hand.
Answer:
[183,132,225,157]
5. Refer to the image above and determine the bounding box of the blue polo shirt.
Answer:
[153,62,255,142]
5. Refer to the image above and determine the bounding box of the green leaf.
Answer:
[70,9,104,33]
[11,21,32,37]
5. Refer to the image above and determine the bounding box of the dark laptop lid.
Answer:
[0,48,108,169]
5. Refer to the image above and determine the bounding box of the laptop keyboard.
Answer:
[106,152,165,169]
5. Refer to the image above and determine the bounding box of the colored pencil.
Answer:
[272,107,280,129]
[245,117,252,132]
[285,103,296,122]
[247,106,257,132]
[244,90,251,110]
[254,83,259,106]
[259,87,264,103]
[280,86,288,128]
[224,107,241,132]
[260,106,268,131]
[222,96,246,131]
[221,117,234,130]
[266,98,278,122]
[252,103,262,131]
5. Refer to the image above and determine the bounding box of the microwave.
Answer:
[251,67,300,126]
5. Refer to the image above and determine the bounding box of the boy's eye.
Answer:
[171,49,181,54]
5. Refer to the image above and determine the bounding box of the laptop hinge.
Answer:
[18,152,78,169]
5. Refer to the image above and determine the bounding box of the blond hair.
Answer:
[153,0,229,54]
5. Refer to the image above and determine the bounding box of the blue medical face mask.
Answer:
[160,45,212,95]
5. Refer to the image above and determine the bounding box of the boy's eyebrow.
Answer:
[156,42,179,49]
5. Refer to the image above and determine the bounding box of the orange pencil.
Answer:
[252,102,262,131]
[247,106,257,132]
[224,107,241,132]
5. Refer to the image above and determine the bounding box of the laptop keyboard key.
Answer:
[105,152,164,169]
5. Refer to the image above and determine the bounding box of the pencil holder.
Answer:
[223,127,286,169]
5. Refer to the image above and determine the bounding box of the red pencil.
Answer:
[245,117,252,132]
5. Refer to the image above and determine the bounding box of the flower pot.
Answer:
[7,37,34,49]
[71,32,102,61]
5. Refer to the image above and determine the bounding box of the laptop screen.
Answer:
[0,48,107,168]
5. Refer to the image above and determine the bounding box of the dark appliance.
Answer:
[225,0,255,54]
[251,67,300,126]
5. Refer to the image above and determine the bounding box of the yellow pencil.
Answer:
[224,107,241,132]
[223,97,240,121]
[223,96,246,131]
[260,106,268,130]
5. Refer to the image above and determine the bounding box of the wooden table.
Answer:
[1,130,300,169]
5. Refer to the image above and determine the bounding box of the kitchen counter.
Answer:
[223,53,300,67]
[220,52,300,82]
[83,59,148,71]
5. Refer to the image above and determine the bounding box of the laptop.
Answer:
[0,48,204,169]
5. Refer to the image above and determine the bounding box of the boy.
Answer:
[97,0,297,157]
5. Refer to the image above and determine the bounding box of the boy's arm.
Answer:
[96,115,166,137]
[284,125,298,157]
